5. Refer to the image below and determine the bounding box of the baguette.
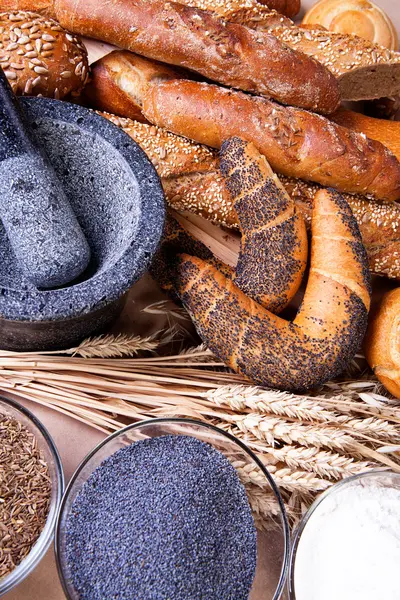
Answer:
[142,79,400,201]
[103,112,400,281]
[50,0,340,113]
[365,288,400,398]
[330,109,400,162]
[175,0,400,101]
[220,137,307,312]
[83,51,187,123]
[0,11,88,99]
[169,189,371,392]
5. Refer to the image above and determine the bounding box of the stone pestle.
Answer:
[0,69,91,289]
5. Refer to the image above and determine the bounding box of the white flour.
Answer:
[294,477,400,600]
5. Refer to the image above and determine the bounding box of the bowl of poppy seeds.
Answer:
[0,397,64,595]
[56,418,290,600]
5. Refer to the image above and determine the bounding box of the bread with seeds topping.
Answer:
[48,0,340,114]
[174,0,400,101]
[0,11,88,98]
[102,112,400,281]
[220,137,307,312]
[169,188,371,392]
[142,79,400,201]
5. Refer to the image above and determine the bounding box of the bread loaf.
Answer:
[142,79,400,201]
[175,0,400,101]
[102,112,400,281]
[0,11,88,98]
[220,137,307,312]
[302,0,399,51]
[169,189,371,392]
[330,109,400,162]
[84,51,186,123]
[365,288,400,398]
[48,0,340,113]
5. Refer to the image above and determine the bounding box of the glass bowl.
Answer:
[55,417,290,600]
[288,470,400,599]
[0,397,64,596]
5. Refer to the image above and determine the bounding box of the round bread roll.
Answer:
[365,288,400,399]
[0,11,89,99]
[302,0,399,51]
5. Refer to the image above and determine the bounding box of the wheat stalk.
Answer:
[233,460,331,493]
[66,334,160,358]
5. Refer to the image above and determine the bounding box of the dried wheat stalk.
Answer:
[1,333,400,526]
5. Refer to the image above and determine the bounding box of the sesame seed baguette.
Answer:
[0,11,88,99]
[102,112,400,281]
[142,79,400,202]
[174,0,400,102]
[41,0,339,113]
[169,189,371,392]
[365,288,400,399]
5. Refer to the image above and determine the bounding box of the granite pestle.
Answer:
[0,69,91,289]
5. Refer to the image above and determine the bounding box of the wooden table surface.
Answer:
[5,0,399,598]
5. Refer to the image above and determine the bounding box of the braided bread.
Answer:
[171,189,371,392]
[365,288,400,398]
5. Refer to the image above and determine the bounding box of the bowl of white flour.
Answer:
[289,470,400,600]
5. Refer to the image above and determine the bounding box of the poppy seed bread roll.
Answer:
[170,189,371,392]
[220,137,307,312]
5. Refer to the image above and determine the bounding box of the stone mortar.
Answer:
[0,98,165,351]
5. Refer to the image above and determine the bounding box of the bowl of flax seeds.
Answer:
[0,397,64,595]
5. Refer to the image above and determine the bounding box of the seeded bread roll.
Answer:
[220,137,307,312]
[174,0,400,102]
[142,79,400,201]
[46,0,340,113]
[102,112,400,281]
[365,288,400,398]
[169,189,371,392]
[0,11,88,98]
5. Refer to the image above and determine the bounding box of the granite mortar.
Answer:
[0,98,165,350]
[65,435,257,600]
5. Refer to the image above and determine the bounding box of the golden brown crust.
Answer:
[365,288,400,398]
[330,108,400,163]
[84,51,186,123]
[52,0,339,114]
[0,2,56,18]
[0,11,88,99]
[171,189,370,392]
[169,0,400,100]
[220,137,307,312]
[142,79,400,202]
[302,0,399,51]
[101,112,400,280]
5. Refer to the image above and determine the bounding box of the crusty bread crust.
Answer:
[142,79,400,201]
[52,0,339,113]
[103,112,400,281]
[365,288,400,398]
